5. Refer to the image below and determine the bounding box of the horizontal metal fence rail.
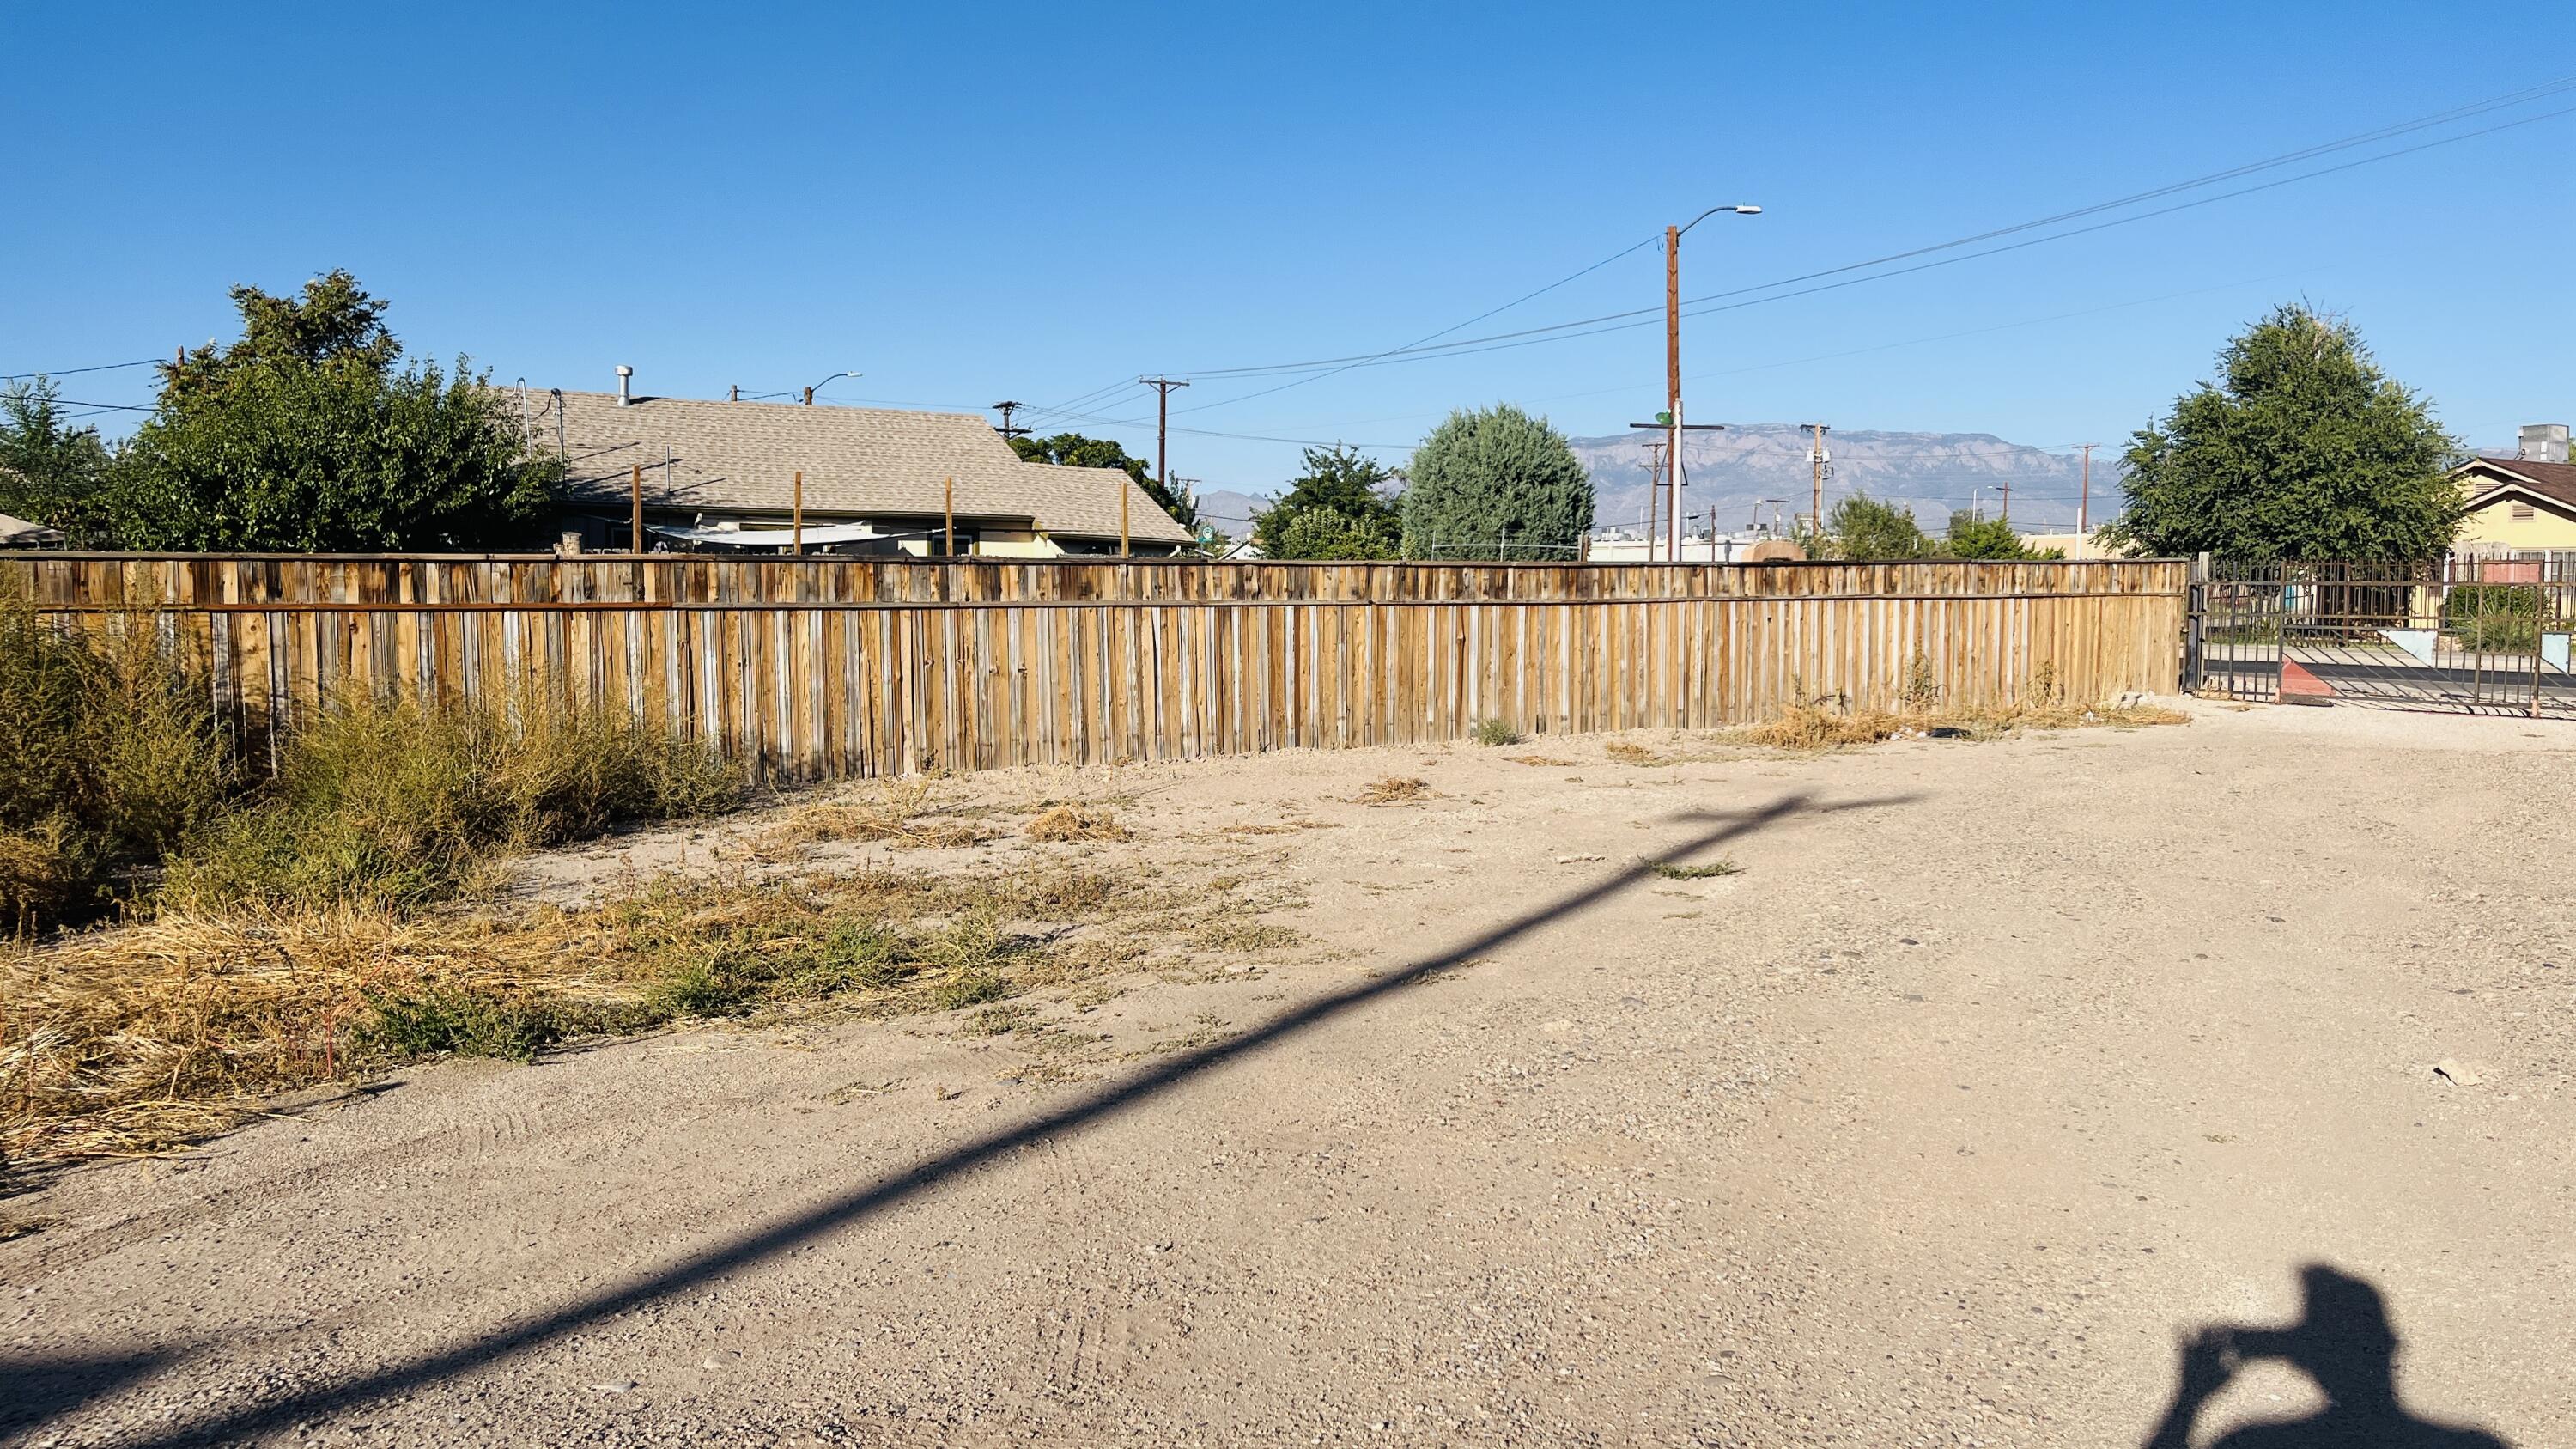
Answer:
[5,557,2190,782]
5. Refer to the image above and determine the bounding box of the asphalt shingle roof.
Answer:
[521,388,1194,545]
[2463,455,2576,513]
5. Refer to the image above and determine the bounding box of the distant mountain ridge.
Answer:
[1571,424,2119,537]
[1195,424,2117,544]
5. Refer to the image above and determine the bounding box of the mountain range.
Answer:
[1191,424,2123,543]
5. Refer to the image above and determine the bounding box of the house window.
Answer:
[2511,502,2537,521]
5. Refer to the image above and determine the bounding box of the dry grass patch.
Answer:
[1503,755,1576,768]
[1356,776,1431,806]
[759,778,987,853]
[1603,741,1668,765]
[0,858,1247,1176]
[1025,803,1128,843]
[1217,819,1340,837]
[1741,697,2189,751]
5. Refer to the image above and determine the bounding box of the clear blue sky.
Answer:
[7,1,2572,513]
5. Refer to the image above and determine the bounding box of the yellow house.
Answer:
[2451,429,2576,555]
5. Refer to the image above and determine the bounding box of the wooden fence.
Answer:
[4,556,2188,782]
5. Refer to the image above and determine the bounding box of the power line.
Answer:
[0,358,162,381]
[1155,79,2576,386]
[1169,234,1662,417]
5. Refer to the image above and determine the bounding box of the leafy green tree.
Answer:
[0,379,115,541]
[1943,513,2063,561]
[161,270,400,397]
[2105,304,2459,559]
[1270,504,1400,560]
[1825,493,1931,560]
[1010,431,1200,530]
[106,272,559,551]
[1400,405,1592,559]
[1253,444,1400,557]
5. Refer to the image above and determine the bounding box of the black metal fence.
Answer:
[2186,557,2576,715]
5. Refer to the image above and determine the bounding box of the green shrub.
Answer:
[1471,717,1522,746]
[2443,584,2543,652]
[162,691,744,915]
[355,984,561,1062]
[1,595,233,928]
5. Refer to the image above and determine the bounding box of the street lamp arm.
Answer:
[803,370,863,405]
[1674,204,1762,240]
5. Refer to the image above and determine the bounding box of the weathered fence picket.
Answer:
[4,556,2189,782]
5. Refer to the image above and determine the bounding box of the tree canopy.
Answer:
[1824,493,1931,560]
[1400,405,1592,559]
[1270,503,1400,561]
[101,271,559,551]
[1943,513,2063,561]
[1010,431,1201,533]
[0,379,114,541]
[1254,444,1400,557]
[2104,304,2459,560]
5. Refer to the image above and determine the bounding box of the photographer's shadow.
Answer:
[2144,1264,2506,1448]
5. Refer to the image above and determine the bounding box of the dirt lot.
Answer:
[7,702,2574,1447]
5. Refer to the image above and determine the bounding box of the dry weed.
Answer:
[760,778,986,852]
[1603,741,1667,765]
[0,856,1254,1175]
[1356,776,1431,806]
[1217,819,1340,837]
[1503,755,1576,768]
[1025,803,1128,843]
[1740,697,2189,751]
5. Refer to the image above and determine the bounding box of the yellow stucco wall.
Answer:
[2453,491,2576,550]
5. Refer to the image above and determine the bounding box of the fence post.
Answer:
[2184,551,2210,694]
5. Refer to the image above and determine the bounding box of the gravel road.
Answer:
[7,702,2573,1446]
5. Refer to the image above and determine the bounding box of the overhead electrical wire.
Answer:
[1152,76,2576,392]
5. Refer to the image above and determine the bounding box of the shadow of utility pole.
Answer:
[55,788,1916,1448]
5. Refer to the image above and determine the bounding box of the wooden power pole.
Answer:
[1802,423,1831,540]
[1664,226,1681,563]
[629,463,644,555]
[2076,443,2098,544]
[1139,377,1189,557]
[791,470,804,556]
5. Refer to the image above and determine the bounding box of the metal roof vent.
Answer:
[2518,423,2568,465]
[616,364,635,407]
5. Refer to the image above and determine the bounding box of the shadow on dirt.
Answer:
[0,1349,176,1440]
[33,788,1914,1447]
[2142,1263,2508,1448]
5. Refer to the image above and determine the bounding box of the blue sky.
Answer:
[7,1,2572,514]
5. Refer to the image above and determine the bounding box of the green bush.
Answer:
[162,692,744,915]
[2443,584,2543,652]
[355,984,562,1062]
[1,597,233,928]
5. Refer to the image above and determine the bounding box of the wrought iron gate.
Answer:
[2186,557,2576,715]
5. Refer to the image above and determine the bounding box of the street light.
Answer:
[803,370,862,405]
[1660,204,1759,561]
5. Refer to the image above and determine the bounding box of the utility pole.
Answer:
[2075,443,2098,545]
[992,401,1030,441]
[1659,204,1760,562]
[1637,441,1667,558]
[1997,477,2013,527]
[1140,377,1188,484]
[1801,423,1832,541]
[1665,223,1681,563]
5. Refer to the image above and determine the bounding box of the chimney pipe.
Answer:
[616,364,634,407]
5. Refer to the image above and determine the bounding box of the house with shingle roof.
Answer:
[2449,424,2576,560]
[522,382,1197,556]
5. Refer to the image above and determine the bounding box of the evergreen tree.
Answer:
[2105,304,2458,559]
[1400,405,1591,559]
